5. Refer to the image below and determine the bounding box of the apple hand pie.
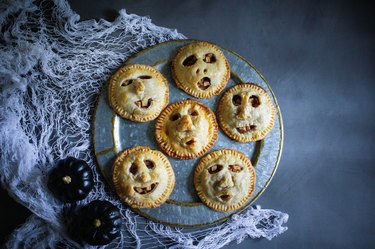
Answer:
[108,64,169,122]
[155,99,218,159]
[171,41,230,99]
[112,146,175,208]
[194,149,256,212]
[218,83,276,142]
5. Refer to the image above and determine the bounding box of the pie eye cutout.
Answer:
[169,113,181,121]
[121,79,133,86]
[129,163,138,175]
[232,95,241,106]
[183,55,197,66]
[190,109,199,116]
[138,75,152,79]
[144,160,155,169]
[249,95,260,107]
[208,164,223,174]
[197,77,211,90]
[203,53,217,63]
[228,164,243,172]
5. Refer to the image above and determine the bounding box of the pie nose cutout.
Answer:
[217,172,234,188]
[133,79,145,94]
[137,171,151,183]
[235,106,251,120]
[177,115,195,131]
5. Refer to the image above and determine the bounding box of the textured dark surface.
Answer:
[0,187,32,246]
[2,0,375,248]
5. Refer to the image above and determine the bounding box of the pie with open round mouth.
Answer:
[194,149,256,212]
[155,99,218,159]
[171,41,230,99]
[112,146,175,208]
[217,83,277,142]
[108,64,169,122]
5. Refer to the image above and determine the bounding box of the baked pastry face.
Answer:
[194,149,256,212]
[108,64,169,122]
[155,99,218,159]
[112,146,175,208]
[171,41,230,98]
[218,83,276,142]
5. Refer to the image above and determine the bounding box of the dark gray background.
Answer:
[1,0,374,248]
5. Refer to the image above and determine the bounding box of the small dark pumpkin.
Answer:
[78,200,122,245]
[48,157,94,203]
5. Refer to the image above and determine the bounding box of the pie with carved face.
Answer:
[155,99,218,159]
[112,146,175,208]
[217,83,276,142]
[108,64,169,122]
[194,149,256,212]
[171,41,230,98]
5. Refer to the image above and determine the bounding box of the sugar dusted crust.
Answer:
[108,64,169,122]
[194,149,256,212]
[112,146,175,208]
[171,41,230,99]
[155,99,218,159]
[217,83,276,142]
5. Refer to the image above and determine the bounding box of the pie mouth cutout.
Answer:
[197,77,211,90]
[182,137,197,147]
[219,194,232,202]
[134,98,153,109]
[134,182,158,195]
[236,124,257,134]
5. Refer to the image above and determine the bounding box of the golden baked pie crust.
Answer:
[155,99,218,159]
[217,83,276,142]
[108,64,169,122]
[112,146,175,208]
[194,149,256,212]
[171,41,230,99]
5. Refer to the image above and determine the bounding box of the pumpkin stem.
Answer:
[62,176,72,184]
[93,219,102,228]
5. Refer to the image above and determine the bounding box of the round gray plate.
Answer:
[93,40,283,227]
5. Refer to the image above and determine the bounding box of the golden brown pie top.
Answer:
[108,64,169,122]
[194,149,256,212]
[155,99,218,159]
[218,83,276,142]
[172,41,230,99]
[112,146,175,208]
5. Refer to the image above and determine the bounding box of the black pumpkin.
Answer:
[78,200,122,245]
[48,157,94,203]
